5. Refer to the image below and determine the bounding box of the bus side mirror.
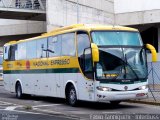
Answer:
[91,43,99,62]
[146,44,157,62]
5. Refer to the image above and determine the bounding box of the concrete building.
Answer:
[47,0,114,31]
[115,0,160,53]
[0,0,46,51]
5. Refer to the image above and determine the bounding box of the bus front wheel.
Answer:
[16,82,23,99]
[66,85,78,106]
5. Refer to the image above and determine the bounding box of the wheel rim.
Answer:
[69,89,76,104]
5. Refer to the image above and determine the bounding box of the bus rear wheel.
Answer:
[16,82,23,99]
[66,85,78,106]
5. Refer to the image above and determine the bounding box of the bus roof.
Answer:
[48,24,138,33]
[4,24,138,46]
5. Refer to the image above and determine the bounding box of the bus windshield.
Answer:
[91,31,147,82]
[95,47,147,81]
[91,31,143,46]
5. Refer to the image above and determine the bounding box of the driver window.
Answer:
[77,31,93,79]
[77,32,90,57]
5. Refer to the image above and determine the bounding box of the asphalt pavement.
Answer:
[0,80,160,120]
[0,110,73,120]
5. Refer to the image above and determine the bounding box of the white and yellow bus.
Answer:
[3,24,157,106]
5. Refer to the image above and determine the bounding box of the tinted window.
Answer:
[26,41,37,59]
[61,33,75,56]
[18,43,26,60]
[84,48,92,72]
[4,46,10,60]
[77,32,90,57]
[77,31,93,79]
[37,38,47,58]
[9,45,17,61]
[48,36,61,57]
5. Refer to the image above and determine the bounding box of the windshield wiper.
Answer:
[124,54,139,80]
[119,43,139,80]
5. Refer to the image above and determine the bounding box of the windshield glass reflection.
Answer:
[96,47,147,81]
[92,31,143,46]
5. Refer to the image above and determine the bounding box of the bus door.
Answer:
[77,31,95,101]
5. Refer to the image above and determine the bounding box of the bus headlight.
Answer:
[139,85,148,90]
[96,86,112,91]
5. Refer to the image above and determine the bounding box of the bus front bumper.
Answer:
[96,89,148,102]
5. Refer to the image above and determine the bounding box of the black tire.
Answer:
[110,101,121,106]
[16,82,23,99]
[66,85,78,106]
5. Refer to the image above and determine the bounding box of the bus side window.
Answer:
[61,33,76,56]
[17,43,26,60]
[48,36,61,57]
[77,31,93,79]
[4,46,10,60]
[26,41,37,59]
[9,45,18,61]
[37,38,47,58]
